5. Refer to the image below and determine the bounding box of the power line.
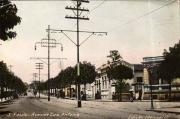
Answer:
[87,0,107,15]
[108,0,177,32]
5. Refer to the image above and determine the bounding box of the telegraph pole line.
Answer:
[35,63,43,98]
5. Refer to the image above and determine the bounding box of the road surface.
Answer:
[0,95,179,119]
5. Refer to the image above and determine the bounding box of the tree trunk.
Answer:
[75,84,77,99]
[119,80,122,102]
[119,87,122,102]
[5,87,7,100]
[84,84,86,100]
[168,79,172,101]
[1,86,2,101]
[70,85,72,98]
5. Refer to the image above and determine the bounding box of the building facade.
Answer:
[87,60,143,100]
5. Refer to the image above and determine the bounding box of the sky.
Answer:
[0,0,180,83]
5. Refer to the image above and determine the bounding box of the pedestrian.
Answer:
[129,91,134,102]
[138,89,142,101]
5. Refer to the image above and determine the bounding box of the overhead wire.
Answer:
[108,0,177,32]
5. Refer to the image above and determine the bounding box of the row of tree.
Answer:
[38,51,134,101]
[0,0,25,100]
[39,62,97,100]
[0,61,27,99]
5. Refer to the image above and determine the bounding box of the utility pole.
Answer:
[33,73,38,91]
[34,28,64,101]
[35,63,43,98]
[63,0,106,107]
[66,0,89,108]
[47,25,50,101]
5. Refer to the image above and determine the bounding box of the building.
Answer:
[132,64,144,92]
[142,56,164,85]
[141,56,176,100]
[92,63,115,100]
[89,60,143,100]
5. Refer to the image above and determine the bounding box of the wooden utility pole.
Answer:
[35,63,43,98]
[65,0,89,108]
[64,0,107,107]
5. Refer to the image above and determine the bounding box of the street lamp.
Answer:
[34,31,63,101]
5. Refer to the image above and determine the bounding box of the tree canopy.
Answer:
[0,0,21,40]
[46,61,96,90]
[75,62,97,85]
[157,40,180,101]
[0,61,27,94]
[107,65,133,81]
[158,40,180,81]
[107,50,122,63]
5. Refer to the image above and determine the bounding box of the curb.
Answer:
[146,109,180,115]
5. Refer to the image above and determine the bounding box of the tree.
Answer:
[62,67,76,98]
[0,0,21,41]
[50,61,96,99]
[107,50,122,64]
[0,61,27,100]
[158,40,180,101]
[107,65,133,101]
[75,62,97,100]
[106,50,133,101]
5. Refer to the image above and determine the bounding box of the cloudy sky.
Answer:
[0,0,180,83]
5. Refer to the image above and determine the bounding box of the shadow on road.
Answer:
[0,106,7,109]
[0,111,12,115]
[28,96,48,100]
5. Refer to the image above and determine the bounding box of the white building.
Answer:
[85,60,143,100]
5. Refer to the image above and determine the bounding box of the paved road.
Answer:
[0,95,179,119]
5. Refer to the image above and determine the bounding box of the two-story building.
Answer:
[87,60,143,100]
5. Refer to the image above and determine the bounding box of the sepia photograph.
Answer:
[0,0,180,118]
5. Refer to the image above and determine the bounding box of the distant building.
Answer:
[132,64,144,92]
[142,56,164,85]
[88,60,143,100]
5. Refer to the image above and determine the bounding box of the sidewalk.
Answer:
[38,93,180,116]
[147,106,180,115]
